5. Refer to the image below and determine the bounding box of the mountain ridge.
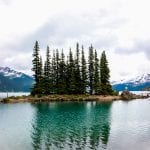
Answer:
[1,66,150,92]
[0,66,34,92]
[112,73,150,91]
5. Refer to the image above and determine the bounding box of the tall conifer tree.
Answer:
[81,46,87,94]
[88,45,94,95]
[32,41,40,83]
[74,43,82,94]
[39,56,43,80]
[100,51,112,95]
[51,50,56,93]
[58,49,66,94]
[55,49,60,93]
[94,49,100,94]
[65,55,70,94]
[44,46,51,79]
[31,41,42,95]
[67,48,76,94]
[43,46,51,94]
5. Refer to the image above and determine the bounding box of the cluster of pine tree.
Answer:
[31,41,113,96]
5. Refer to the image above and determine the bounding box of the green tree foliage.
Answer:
[74,43,82,94]
[100,51,113,95]
[94,50,101,94]
[55,49,60,93]
[31,42,113,96]
[32,41,40,83]
[51,50,57,93]
[57,49,66,94]
[43,46,51,94]
[88,45,94,95]
[81,46,87,94]
[66,48,76,94]
[39,56,43,81]
[31,41,43,96]
[44,46,51,79]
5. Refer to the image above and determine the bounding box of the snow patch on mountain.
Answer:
[0,67,23,78]
[112,73,150,85]
[0,66,34,92]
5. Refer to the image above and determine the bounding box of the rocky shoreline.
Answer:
[0,91,149,103]
[120,91,149,100]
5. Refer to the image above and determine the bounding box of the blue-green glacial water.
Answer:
[0,99,150,150]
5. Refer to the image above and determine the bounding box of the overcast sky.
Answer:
[0,0,150,81]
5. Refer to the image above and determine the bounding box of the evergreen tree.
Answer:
[74,43,82,94]
[55,49,60,93]
[44,46,51,79]
[65,56,69,94]
[67,48,76,94]
[39,56,43,81]
[58,49,66,94]
[100,51,113,95]
[43,46,51,94]
[31,41,43,96]
[39,56,44,94]
[88,45,94,95]
[81,46,87,94]
[94,49,100,94]
[51,50,56,94]
[32,41,40,84]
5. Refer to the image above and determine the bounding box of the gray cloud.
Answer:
[0,9,126,75]
[1,10,121,52]
[0,15,91,53]
[119,71,130,77]
[0,0,12,5]
[115,39,150,60]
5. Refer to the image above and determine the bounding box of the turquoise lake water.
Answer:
[0,99,150,150]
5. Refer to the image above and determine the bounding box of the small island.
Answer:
[2,90,149,103]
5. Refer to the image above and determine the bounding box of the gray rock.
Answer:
[121,91,142,100]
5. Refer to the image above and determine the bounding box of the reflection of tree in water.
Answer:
[88,104,111,149]
[31,102,112,150]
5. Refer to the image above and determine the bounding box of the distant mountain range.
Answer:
[0,66,150,92]
[112,73,150,91]
[0,67,34,92]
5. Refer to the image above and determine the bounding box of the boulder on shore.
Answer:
[120,91,148,100]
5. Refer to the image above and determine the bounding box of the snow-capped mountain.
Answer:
[0,67,34,92]
[112,73,150,91]
[0,67,23,78]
